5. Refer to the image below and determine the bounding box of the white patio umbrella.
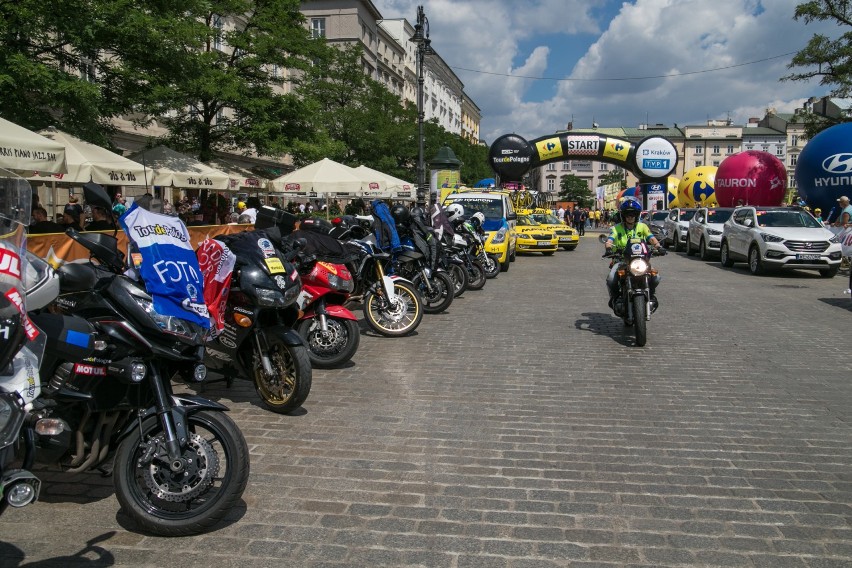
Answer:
[354,165,415,201]
[0,117,67,174]
[128,146,230,190]
[30,128,146,185]
[268,158,380,196]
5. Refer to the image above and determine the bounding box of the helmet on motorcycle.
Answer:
[390,204,410,225]
[470,212,485,228]
[445,203,464,222]
[410,206,427,222]
[619,199,642,218]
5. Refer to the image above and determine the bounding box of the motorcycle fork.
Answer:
[315,298,329,332]
[253,330,275,376]
[148,364,187,462]
[419,267,434,293]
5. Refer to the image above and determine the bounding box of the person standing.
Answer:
[832,195,851,227]
[557,205,565,222]
[572,206,585,236]
[84,205,117,231]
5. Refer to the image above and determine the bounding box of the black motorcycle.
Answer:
[393,235,455,314]
[604,239,665,347]
[204,229,312,414]
[32,228,250,535]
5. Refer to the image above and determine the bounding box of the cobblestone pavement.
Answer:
[2,232,852,567]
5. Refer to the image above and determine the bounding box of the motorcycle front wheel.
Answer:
[114,410,250,536]
[296,316,360,368]
[413,271,454,314]
[252,334,313,413]
[363,281,423,337]
[633,295,648,347]
[482,254,500,279]
[448,263,468,297]
[465,260,486,290]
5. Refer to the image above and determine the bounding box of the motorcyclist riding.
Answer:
[604,199,665,309]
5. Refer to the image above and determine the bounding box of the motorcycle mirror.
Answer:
[82,182,113,211]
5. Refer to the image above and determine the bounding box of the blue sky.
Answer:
[374,0,839,143]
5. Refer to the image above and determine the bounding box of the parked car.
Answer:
[719,206,843,276]
[686,207,735,260]
[514,215,558,255]
[644,210,669,242]
[528,210,579,250]
[663,208,698,252]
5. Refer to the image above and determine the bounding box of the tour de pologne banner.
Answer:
[119,202,210,327]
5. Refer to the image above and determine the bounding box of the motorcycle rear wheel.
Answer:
[465,261,486,290]
[114,410,249,536]
[297,316,360,368]
[363,281,423,337]
[633,295,648,347]
[252,335,312,414]
[413,271,454,314]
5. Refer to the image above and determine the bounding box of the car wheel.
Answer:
[699,238,710,261]
[748,244,765,275]
[720,241,735,267]
[673,233,682,252]
[686,236,696,256]
[820,265,839,278]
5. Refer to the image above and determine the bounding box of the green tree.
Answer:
[559,175,595,207]
[784,0,852,138]
[120,0,328,161]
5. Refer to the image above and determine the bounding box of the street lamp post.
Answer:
[410,6,431,209]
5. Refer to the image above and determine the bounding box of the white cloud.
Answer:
[375,0,840,144]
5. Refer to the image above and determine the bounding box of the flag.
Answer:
[196,238,235,335]
[119,202,209,327]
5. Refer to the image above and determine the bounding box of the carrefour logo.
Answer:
[822,153,852,174]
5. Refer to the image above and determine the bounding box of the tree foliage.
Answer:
[558,175,595,207]
[785,0,852,137]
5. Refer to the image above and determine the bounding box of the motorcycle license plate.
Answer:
[796,254,820,260]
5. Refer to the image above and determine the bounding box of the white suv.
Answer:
[663,208,698,252]
[686,207,735,260]
[719,206,843,276]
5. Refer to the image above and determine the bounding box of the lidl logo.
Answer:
[603,138,629,161]
[536,138,563,161]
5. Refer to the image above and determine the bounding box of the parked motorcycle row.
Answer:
[0,178,506,536]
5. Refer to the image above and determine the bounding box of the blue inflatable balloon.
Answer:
[795,122,852,215]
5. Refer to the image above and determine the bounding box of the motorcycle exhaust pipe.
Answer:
[1,470,41,508]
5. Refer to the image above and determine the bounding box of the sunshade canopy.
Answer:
[268,158,382,197]
[0,118,67,174]
[354,165,415,200]
[29,128,146,185]
[128,146,230,190]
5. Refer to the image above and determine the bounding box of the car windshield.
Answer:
[755,210,822,228]
[517,216,539,226]
[651,211,668,221]
[678,210,697,222]
[532,214,560,224]
[707,210,733,223]
[447,198,502,220]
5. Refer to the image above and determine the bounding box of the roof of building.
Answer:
[742,126,786,136]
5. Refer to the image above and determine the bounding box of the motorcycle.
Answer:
[452,216,498,279]
[604,238,665,347]
[393,235,455,314]
[204,229,312,414]
[15,183,250,535]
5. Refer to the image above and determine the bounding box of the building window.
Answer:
[599,163,608,171]
[791,134,799,147]
[562,161,569,170]
[727,145,734,154]
[311,18,326,38]
[790,154,798,166]
[789,175,796,188]
[546,163,556,171]
[762,145,769,151]
[695,160,703,167]
[745,144,754,150]
[213,15,223,50]
[694,146,703,154]
[713,160,721,167]
[712,145,720,154]
[79,57,96,82]
[547,178,555,191]
[776,146,784,156]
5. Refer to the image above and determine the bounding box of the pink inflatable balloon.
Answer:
[715,151,787,207]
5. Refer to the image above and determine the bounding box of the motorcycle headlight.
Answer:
[760,232,785,243]
[629,258,649,276]
[255,287,288,307]
[327,269,354,293]
[490,228,507,244]
[132,297,202,341]
[0,391,25,450]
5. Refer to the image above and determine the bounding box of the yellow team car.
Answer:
[528,210,580,251]
[514,215,558,255]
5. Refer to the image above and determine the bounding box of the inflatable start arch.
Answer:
[487,132,679,186]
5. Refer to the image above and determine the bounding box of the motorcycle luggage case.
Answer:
[57,263,99,293]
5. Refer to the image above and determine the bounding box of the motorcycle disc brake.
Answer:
[142,432,220,502]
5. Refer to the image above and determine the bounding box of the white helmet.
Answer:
[445,203,464,222]
[471,212,485,227]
